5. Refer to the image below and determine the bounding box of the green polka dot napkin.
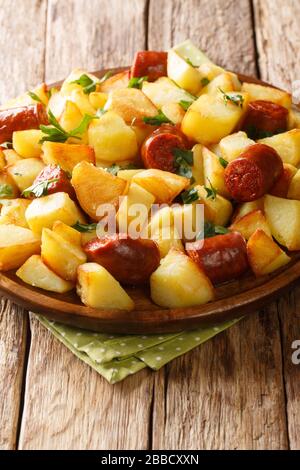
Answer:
[38,315,241,384]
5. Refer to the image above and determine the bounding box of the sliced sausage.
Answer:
[224,143,283,202]
[32,165,76,200]
[186,231,248,284]
[0,103,48,144]
[242,100,288,139]
[131,51,168,82]
[84,234,160,285]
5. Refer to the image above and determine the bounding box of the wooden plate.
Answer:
[0,68,299,334]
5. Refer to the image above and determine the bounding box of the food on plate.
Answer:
[242,100,288,139]
[0,224,40,270]
[247,229,291,277]
[0,39,297,313]
[77,263,134,310]
[224,143,283,202]
[71,161,127,220]
[25,191,85,234]
[16,255,74,293]
[84,234,160,284]
[150,248,214,307]
[186,231,248,284]
[0,104,48,144]
[264,195,300,251]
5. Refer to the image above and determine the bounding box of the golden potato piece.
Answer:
[0,198,30,227]
[0,171,20,198]
[41,228,86,281]
[202,146,230,198]
[88,111,138,164]
[132,169,189,204]
[12,130,43,158]
[77,263,134,310]
[247,229,290,277]
[167,49,203,95]
[264,194,300,250]
[71,161,127,221]
[142,76,195,109]
[52,220,82,246]
[2,149,22,166]
[258,130,300,166]
[151,226,184,259]
[17,255,74,293]
[99,70,130,93]
[230,209,271,240]
[150,248,214,307]
[0,224,40,270]
[241,82,292,109]
[42,141,95,173]
[181,91,249,145]
[25,192,85,234]
[117,182,155,233]
[7,157,45,192]
[195,185,233,226]
[104,88,158,124]
[233,198,264,222]
[219,131,255,162]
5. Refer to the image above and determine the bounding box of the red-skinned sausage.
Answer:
[131,51,168,82]
[242,100,288,139]
[32,165,76,200]
[224,143,283,202]
[0,103,48,144]
[141,125,188,172]
[186,231,248,284]
[84,234,160,285]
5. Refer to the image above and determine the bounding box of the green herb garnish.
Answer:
[128,76,148,89]
[106,163,137,176]
[71,71,112,94]
[28,91,43,104]
[219,88,244,108]
[0,141,13,149]
[201,77,210,87]
[181,187,199,204]
[197,221,229,239]
[219,157,228,168]
[22,178,59,198]
[96,108,107,117]
[173,148,194,179]
[40,110,95,143]
[179,100,193,111]
[72,221,98,233]
[245,125,285,140]
[185,58,196,67]
[204,179,217,200]
[0,184,13,198]
[143,110,172,126]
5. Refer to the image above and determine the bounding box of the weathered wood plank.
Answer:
[0,0,47,450]
[254,0,300,449]
[18,0,155,450]
[149,0,288,450]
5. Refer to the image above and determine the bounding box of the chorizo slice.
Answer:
[84,234,160,285]
[131,51,168,82]
[0,103,48,144]
[32,164,76,200]
[186,231,248,284]
[242,100,288,139]
[224,143,283,202]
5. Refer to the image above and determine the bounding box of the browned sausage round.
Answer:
[32,165,76,200]
[224,143,283,202]
[186,231,248,284]
[0,103,48,144]
[131,51,168,82]
[242,100,288,139]
[84,234,160,285]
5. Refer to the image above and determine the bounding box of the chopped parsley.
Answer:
[105,163,137,176]
[173,148,194,179]
[181,187,199,204]
[196,221,229,239]
[28,91,43,104]
[179,100,193,111]
[201,77,210,87]
[143,110,172,126]
[204,179,217,200]
[71,71,112,94]
[128,76,148,89]
[22,178,59,198]
[219,156,228,168]
[40,110,95,143]
[219,88,244,108]
[0,184,13,198]
[72,221,98,233]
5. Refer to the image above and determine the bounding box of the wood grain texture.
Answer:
[149,0,288,450]
[0,0,47,450]
[153,313,288,450]
[18,0,155,450]
[254,0,300,449]
[0,299,27,450]
[19,315,154,450]
[148,0,257,75]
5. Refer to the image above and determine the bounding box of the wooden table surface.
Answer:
[0,0,300,450]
